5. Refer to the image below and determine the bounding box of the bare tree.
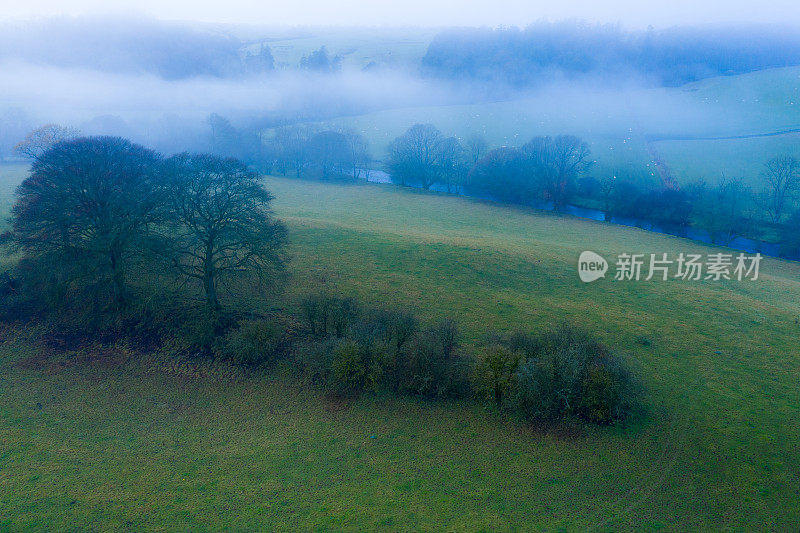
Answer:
[274,125,314,178]
[599,176,617,221]
[343,130,371,179]
[164,154,287,310]
[10,137,162,307]
[760,155,800,223]
[307,130,350,178]
[465,147,537,204]
[466,134,489,164]
[690,179,752,245]
[14,124,80,160]
[438,136,466,193]
[779,210,800,258]
[523,135,592,211]
[386,124,461,189]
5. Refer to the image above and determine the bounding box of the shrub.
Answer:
[578,355,636,425]
[292,306,470,400]
[301,293,335,336]
[370,307,418,349]
[330,340,367,395]
[486,330,541,359]
[301,293,361,337]
[215,317,291,366]
[394,324,472,399]
[430,319,458,358]
[349,306,418,350]
[330,297,359,337]
[474,345,523,407]
[389,310,419,349]
[294,337,342,386]
[363,339,397,393]
[511,358,557,421]
[501,324,637,425]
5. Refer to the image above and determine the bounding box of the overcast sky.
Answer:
[3,0,800,28]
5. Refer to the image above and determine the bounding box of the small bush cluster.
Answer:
[295,295,471,399]
[479,325,638,425]
[291,294,637,426]
[214,316,296,366]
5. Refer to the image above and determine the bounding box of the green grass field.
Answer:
[0,163,25,233]
[1,166,799,530]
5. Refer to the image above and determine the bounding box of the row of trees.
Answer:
[19,122,798,258]
[582,160,800,251]
[466,136,592,210]
[386,124,468,192]
[204,116,372,181]
[5,136,287,316]
[385,123,800,256]
[271,126,371,179]
[386,124,592,210]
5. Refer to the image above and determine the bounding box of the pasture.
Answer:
[1,169,799,529]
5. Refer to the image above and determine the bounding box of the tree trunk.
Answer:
[203,241,220,310]
[204,273,219,310]
[109,247,127,307]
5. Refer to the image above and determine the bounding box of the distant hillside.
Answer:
[421,22,800,87]
[233,26,438,71]
[0,16,272,79]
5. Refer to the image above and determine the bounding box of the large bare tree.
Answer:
[164,154,287,310]
[274,125,315,178]
[465,134,489,164]
[523,135,592,211]
[307,130,350,178]
[386,124,463,190]
[466,147,537,204]
[343,130,371,179]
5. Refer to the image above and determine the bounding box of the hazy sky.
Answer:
[4,0,800,28]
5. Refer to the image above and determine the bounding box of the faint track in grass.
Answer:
[583,364,706,530]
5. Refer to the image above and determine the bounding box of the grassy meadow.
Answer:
[0,163,25,233]
[1,165,799,529]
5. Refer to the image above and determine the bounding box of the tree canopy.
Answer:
[11,136,162,307]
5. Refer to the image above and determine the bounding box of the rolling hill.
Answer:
[1,170,799,529]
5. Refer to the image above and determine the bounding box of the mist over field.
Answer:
[0,61,464,152]
[3,14,800,171]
